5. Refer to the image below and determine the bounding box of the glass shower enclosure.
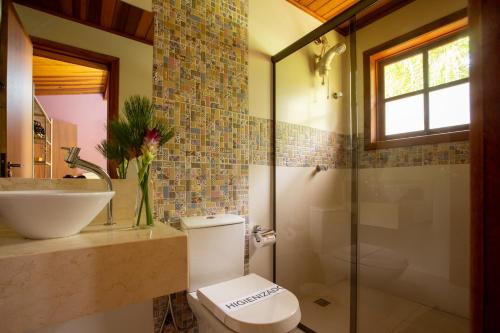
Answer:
[273,1,471,332]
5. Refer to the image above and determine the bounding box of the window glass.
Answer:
[385,94,425,135]
[384,54,423,98]
[428,36,469,87]
[429,82,470,129]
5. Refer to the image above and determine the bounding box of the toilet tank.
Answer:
[181,214,245,292]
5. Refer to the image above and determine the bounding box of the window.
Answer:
[364,10,469,149]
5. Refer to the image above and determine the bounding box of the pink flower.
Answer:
[144,128,160,146]
[140,128,161,165]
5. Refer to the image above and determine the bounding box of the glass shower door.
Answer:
[274,1,471,333]
[355,0,470,331]
[275,25,354,333]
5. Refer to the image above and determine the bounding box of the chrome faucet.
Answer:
[62,147,114,225]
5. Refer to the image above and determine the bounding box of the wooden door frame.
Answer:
[469,0,500,332]
[0,0,9,176]
[31,37,120,178]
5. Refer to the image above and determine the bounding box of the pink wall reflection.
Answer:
[37,94,108,171]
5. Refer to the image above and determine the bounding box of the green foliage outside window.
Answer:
[383,36,469,100]
[384,54,423,99]
[428,36,469,87]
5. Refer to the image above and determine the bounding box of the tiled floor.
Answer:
[298,280,469,333]
[299,282,349,333]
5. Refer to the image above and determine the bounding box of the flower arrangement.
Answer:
[97,95,174,227]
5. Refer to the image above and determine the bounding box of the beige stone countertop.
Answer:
[0,221,188,333]
[0,219,184,258]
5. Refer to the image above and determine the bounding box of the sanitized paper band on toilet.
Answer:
[217,284,286,313]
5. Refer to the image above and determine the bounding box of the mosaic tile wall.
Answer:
[276,121,349,168]
[359,138,470,168]
[266,120,470,169]
[249,116,273,165]
[247,118,470,169]
[248,118,349,168]
[151,0,249,332]
[152,0,249,221]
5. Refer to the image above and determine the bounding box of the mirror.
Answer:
[0,0,153,179]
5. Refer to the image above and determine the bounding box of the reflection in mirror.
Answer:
[32,43,113,179]
[0,1,153,178]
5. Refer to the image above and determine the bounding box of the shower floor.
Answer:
[298,280,469,333]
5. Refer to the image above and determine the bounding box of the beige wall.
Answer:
[15,4,153,114]
[122,0,152,11]
[276,167,351,286]
[248,0,320,280]
[275,30,349,133]
[248,0,320,120]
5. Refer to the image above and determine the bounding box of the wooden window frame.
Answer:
[363,9,469,150]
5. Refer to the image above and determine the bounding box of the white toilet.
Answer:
[181,214,301,333]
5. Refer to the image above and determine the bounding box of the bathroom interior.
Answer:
[0,0,497,333]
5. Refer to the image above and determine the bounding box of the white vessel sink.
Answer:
[0,190,115,239]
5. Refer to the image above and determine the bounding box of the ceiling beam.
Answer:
[13,0,153,45]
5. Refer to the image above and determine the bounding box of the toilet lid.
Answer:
[197,274,301,333]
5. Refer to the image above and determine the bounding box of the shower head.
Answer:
[329,43,347,55]
[316,42,347,78]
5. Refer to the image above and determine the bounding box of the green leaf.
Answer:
[96,95,175,172]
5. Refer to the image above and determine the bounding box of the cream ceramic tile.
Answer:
[358,165,470,317]
[358,285,469,333]
[297,280,469,333]
[248,164,273,281]
[393,308,469,333]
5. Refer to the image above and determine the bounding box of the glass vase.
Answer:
[135,164,154,228]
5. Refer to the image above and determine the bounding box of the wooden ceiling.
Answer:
[13,0,154,45]
[288,0,417,34]
[33,56,108,95]
[336,0,417,34]
[287,0,360,22]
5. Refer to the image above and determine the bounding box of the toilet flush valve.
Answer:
[252,225,277,249]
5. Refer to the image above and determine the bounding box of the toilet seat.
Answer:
[196,274,301,333]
